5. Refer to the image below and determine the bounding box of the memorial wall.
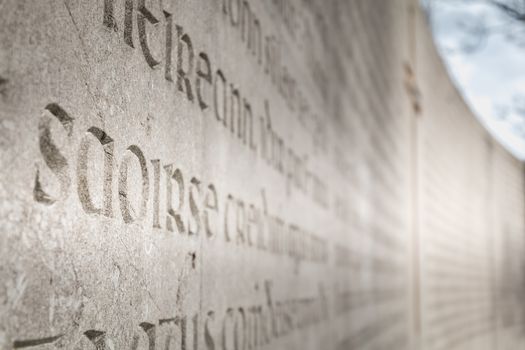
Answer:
[415,10,525,350]
[0,0,523,349]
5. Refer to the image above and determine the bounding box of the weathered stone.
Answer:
[0,1,523,349]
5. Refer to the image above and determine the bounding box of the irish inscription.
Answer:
[2,0,524,350]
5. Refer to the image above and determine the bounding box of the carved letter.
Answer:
[159,317,182,350]
[165,165,185,234]
[224,194,235,242]
[214,70,227,126]
[230,85,240,135]
[103,0,134,46]
[138,322,156,350]
[124,0,134,47]
[243,99,256,151]
[205,311,216,350]
[249,19,262,64]
[240,1,251,42]
[222,308,235,350]
[196,52,212,110]
[228,0,240,26]
[137,0,161,68]
[34,103,73,205]
[103,0,117,30]
[188,177,201,236]
[119,145,150,223]
[164,11,173,81]
[236,199,246,244]
[204,184,218,238]
[176,25,194,101]
[13,335,63,348]
[246,204,259,247]
[151,159,161,228]
[77,127,114,217]
[234,308,247,350]
[84,330,111,350]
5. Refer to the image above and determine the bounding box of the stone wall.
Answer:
[0,0,523,349]
[415,7,525,349]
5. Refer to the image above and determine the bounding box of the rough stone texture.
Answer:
[0,1,523,349]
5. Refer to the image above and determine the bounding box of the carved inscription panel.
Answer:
[3,1,523,350]
[0,1,411,349]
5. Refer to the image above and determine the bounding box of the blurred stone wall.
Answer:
[415,7,525,350]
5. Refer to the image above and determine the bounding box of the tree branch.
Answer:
[489,0,525,21]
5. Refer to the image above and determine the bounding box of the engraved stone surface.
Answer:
[0,1,524,349]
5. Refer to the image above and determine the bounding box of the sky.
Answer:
[422,0,525,160]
